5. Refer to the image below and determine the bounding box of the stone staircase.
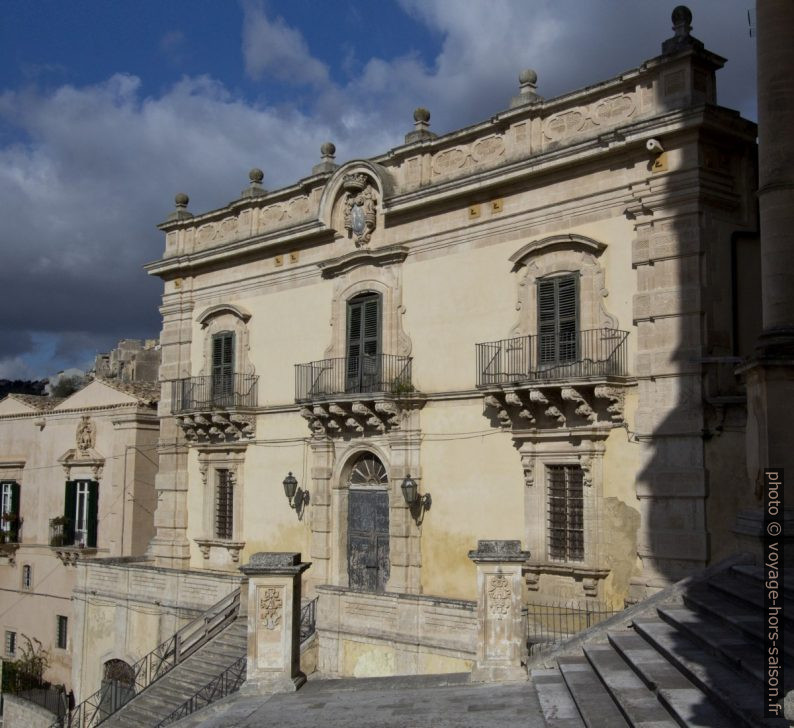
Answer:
[102,616,247,727]
[532,563,792,727]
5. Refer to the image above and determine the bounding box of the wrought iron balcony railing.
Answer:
[295,354,413,402]
[476,328,629,388]
[171,374,258,414]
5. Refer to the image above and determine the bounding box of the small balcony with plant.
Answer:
[475,328,632,430]
[295,354,421,435]
[0,511,22,563]
[171,373,258,444]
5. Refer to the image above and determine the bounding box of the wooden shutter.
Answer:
[87,481,99,548]
[64,481,77,546]
[9,483,20,541]
[537,274,579,365]
[212,332,234,399]
[346,294,381,389]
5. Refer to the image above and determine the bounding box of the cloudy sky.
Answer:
[0,0,756,379]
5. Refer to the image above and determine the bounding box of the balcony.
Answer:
[476,328,629,388]
[295,354,421,435]
[475,328,631,430]
[171,374,258,443]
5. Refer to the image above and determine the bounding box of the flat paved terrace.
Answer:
[174,673,545,728]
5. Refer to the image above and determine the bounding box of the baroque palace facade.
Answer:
[71,13,760,691]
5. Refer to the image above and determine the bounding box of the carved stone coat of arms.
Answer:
[343,173,377,247]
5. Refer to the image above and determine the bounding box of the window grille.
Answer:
[22,564,32,590]
[547,464,584,561]
[215,470,234,540]
[5,630,16,656]
[57,615,68,649]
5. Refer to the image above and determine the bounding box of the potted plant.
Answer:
[49,516,70,547]
[1,512,22,543]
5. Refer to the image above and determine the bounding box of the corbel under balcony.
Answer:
[172,374,258,444]
[295,354,424,436]
[52,546,98,566]
[195,538,245,563]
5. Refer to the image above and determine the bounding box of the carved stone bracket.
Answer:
[299,395,425,437]
[177,411,255,444]
[52,547,97,566]
[482,381,628,432]
[195,538,245,563]
[523,563,610,599]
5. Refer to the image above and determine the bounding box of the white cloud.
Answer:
[242,1,329,86]
[0,0,756,377]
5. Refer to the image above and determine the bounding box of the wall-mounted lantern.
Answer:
[400,474,431,525]
[283,472,309,520]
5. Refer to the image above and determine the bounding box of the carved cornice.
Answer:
[58,448,105,481]
[196,303,252,327]
[176,411,255,444]
[299,394,425,437]
[509,234,607,270]
[482,380,631,434]
[318,245,409,279]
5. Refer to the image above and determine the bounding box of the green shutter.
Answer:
[346,294,381,390]
[10,483,20,541]
[537,274,579,365]
[64,481,77,546]
[87,481,99,548]
[212,332,235,400]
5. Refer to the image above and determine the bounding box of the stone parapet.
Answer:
[317,585,477,677]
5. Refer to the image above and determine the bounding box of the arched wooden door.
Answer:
[347,454,390,592]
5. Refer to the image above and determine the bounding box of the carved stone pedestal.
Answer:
[468,540,530,683]
[239,552,311,693]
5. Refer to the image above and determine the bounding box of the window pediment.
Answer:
[509,234,607,271]
[197,304,252,328]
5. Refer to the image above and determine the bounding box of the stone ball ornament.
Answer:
[249,168,264,184]
[174,192,189,207]
[413,107,431,123]
[519,68,538,86]
[320,141,336,157]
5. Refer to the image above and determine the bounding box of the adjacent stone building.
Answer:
[0,376,159,692]
[73,8,761,690]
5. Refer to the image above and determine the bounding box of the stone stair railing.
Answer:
[52,588,240,728]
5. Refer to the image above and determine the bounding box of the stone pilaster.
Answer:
[148,295,193,568]
[308,438,334,593]
[468,540,529,682]
[738,0,794,564]
[240,552,311,693]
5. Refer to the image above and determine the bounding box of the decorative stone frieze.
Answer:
[482,382,627,431]
[176,411,255,443]
[299,395,424,437]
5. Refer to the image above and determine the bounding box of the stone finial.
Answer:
[510,68,543,108]
[240,167,266,198]
[165,192,193,222]
[313,141,338,175]
[405,107,437,144]
[662,5,703,54]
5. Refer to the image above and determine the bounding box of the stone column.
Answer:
[240,552,311,693]
[468,540,530,682]
[737,0,794,564]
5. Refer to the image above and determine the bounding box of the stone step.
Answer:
[707,573,794,621]
[656,605,790,684]
[608,632,735,728]
[729,565,794,598]
[631,618,789,728]
[531,668,586,728]
[557,656,630,727]
[683,587,794,661]
[582,643,678,728]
